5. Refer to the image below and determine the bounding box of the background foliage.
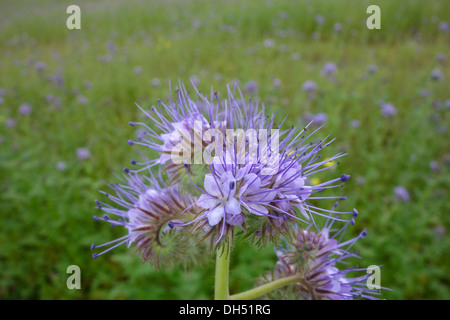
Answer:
[0,0,449,300]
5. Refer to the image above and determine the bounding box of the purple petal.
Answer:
[204,174,222,197]
[207,206,225,226]
[197,194,219,209]
[225,197,241,215]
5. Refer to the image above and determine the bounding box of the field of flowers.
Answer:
[0,0,449,300]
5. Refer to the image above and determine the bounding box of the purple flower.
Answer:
[394,186,410,202]
[134,66,143,76]
[19,103,32,116]
[261,212,385,299]
[34,61,46,73]
[76,147,91,161]
[315,15,325,25]
[127,82,353,246]
[84,81,93,90]
[77,95,88,105]
[52,74,64,88]
[5,118,16,128]
[56,161,67,171]
[102,82,357,251]
[263,39,275,48]
[334,23,342,32]
[429,161,439,172]
[419,89,431,98]
[445,100,450,109]
[350,120,361,128]
[439,21,449,33]
[243,80,258,94]
[92,173,201,267]
[291,52,301,61]
[368,64,378,74]
[302,80,317,92]
[321,62,337,77]
[272,78,282,88]
[436,53,446,64]
[379,102,397,117]
[151,78,160,87]
[431,68,444,81]
[312,112,328,124]
[106,40,116,54]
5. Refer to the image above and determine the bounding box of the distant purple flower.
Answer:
[76,147,91,161]
[151,78,160,87]
[315,15,325,25]
[77,95,88,105]
[368,64,378,74]
[272,78,282,88]
[429,161,439,172]
[322,62,337,77]
[431,68,444,81]
[56,161,67,171]
[243,80,258,94]
[439,21,449,33]
[134,66,143,76]
[356,176,366,185]
[106,40,116,54]
[19,103,32,115]
[436,52,446,64]
[45,94,55,103]
[0,88,6,96]
[52,74,64,88]
[379,102,397,117]
[5,118,16,128]
[334,23,342,32]
[99,55,113,63]
[84,81,93,90]
[419,89,431,98]
[0,97,4,106]
[302,80,317,92]
[263,39,275,48]
[350,120,361,128]
[445,100,450,109]
[434,225,446,238]
[291,52,301,61]
[394,186,410,202]
[34,61,46,73]
[312,112,328,124]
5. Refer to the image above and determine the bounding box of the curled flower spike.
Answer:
[91,172,204,268]
[259,210,388,300]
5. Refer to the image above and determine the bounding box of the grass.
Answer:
[0,0,449,300]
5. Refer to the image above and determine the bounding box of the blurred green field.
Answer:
[0,0,449,300]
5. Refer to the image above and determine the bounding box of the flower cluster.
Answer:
[92,81,367,284]
[259,209,385,300]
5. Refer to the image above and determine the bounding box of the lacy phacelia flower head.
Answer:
[91,172,204,268]
[122,82,355,248]
[260,210,386,300]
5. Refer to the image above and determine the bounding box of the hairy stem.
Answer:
[228,274,300,300]
[214,243,230,300]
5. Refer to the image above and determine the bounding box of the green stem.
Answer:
[214,243,230,300]
[228,274,300,300]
